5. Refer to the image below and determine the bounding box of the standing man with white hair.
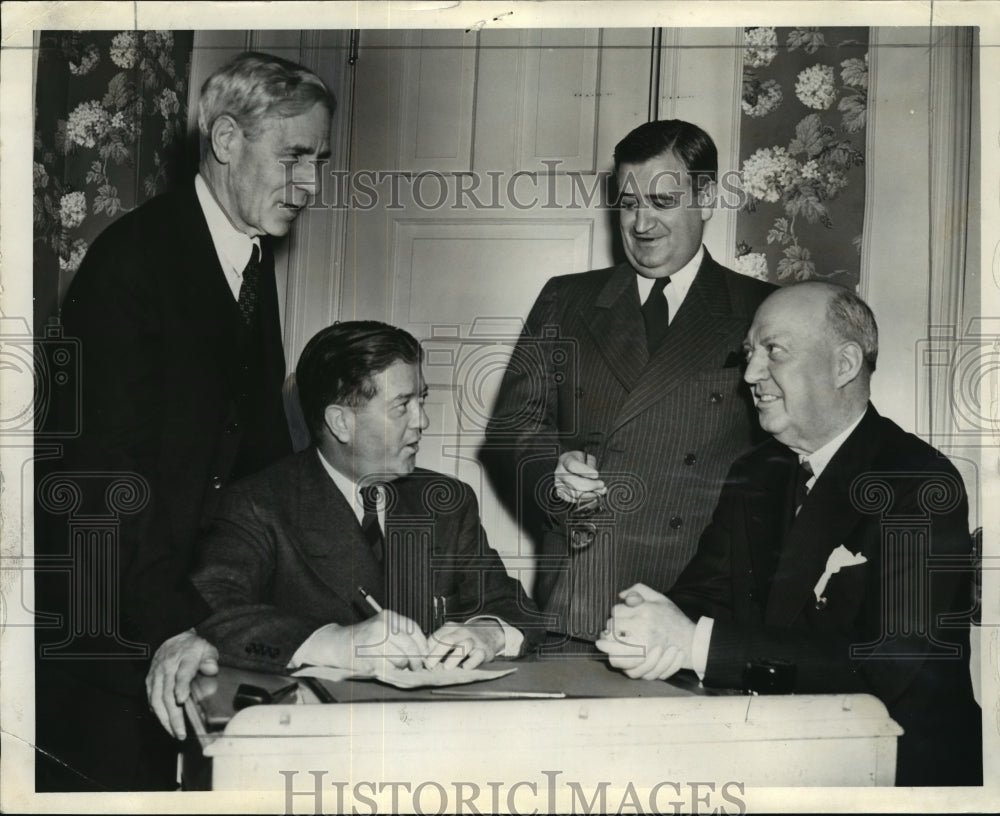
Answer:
[35,52,334,791]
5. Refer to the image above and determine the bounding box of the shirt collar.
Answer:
[194,173,259,275]
[634,244,704,303]
[801,410,867,482]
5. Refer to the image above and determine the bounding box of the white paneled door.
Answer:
[337,28,740,588]
[339,29,654,587]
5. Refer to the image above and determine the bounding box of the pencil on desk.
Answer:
[357,586,383,613]
[430,689,567,699]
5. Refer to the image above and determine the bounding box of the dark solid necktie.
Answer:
[641,276,671,353]
[794,458,814,516]
[360,484,385,563]
[237,244,261,326]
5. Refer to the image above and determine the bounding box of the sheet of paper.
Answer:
[291,665,354,683]
[291,664,517,689]
[367,665,517,689]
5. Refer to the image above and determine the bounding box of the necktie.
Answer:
[794,458,814,516]
[641,277,671,353]
[237,244,261,326]
[360,484,385,563]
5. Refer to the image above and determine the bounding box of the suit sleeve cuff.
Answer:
[289,623,341,669]
[692,616,714,680]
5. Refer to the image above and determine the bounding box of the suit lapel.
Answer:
[614,255,746,430]
[582,265,648,392]
[765,406,881,625]
[173,182,246,335]
[743,444,798,609]
[291,451,386,618]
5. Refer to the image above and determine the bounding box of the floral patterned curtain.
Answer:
[733,27,869,289]
[33,30,195,335]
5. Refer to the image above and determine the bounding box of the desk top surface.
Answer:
[191,657,729,731]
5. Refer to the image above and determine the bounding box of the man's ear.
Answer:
[696,180,717,222]
[209,114,241,165]
[834,341,864,387]
[324,404,352,444]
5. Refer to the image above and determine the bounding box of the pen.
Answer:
[357,586,383,613]
[430,689,567,699]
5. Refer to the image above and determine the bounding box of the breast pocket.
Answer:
[813,562,868,628]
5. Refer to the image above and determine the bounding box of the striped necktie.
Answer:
[360,484,385,563]
[794,458,814,516]
[237,244,261,326]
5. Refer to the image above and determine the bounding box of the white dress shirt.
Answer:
[690,410,867,678]
[634,244,704,324]
[193,173,261,301]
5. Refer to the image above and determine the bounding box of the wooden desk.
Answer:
[183,658,901,804]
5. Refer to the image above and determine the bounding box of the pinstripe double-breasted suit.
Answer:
[482,250,775,640]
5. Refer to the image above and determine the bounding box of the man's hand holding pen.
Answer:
[301,586,507,673]
[296,609,430,673]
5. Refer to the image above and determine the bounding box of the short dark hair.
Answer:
[296,321,423,440]
[613,119,718,193]
[825,285,879,374]
[198,51,335,142]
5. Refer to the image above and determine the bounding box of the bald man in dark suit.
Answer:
[600,283,982,786]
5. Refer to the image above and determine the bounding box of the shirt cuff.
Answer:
[466,615,524,658]
[289,623,341,669]
[691,616,714,680]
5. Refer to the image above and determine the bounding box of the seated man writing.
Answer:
[597,281,982,786]
[192,320,542,674]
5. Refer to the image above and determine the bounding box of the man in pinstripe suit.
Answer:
[482,120,775,649]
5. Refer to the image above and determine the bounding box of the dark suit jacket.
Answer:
[36,180,291,691]
[481,251,774,639]
[192,450,544,674]
[670,405,982,786]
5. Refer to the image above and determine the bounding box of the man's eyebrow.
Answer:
[757,332,788,347]
[392,388,427,403]
[285,143,332,158]
[649,192,680,204]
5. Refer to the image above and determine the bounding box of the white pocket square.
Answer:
[813,545,868,601]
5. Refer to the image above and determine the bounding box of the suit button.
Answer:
[668,515,682,529]
[211,475,223,489]
[683,453,696,466]
[225,421,240,434]
[709,392,723,404]
[814,597,828,610]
